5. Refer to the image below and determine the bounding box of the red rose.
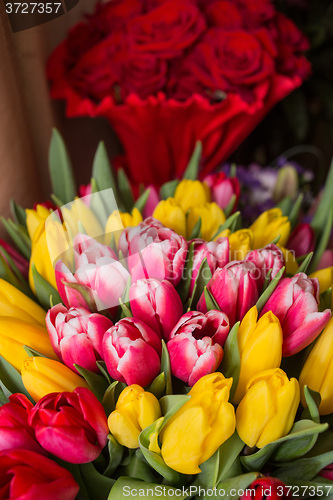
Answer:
[129,0,206,59]
[235,0,275,30]
[169,28,275,103]
[205,1,243,30]
[0,449,79,500]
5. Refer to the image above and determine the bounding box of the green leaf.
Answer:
[133,188,151,213]
[102,381,118,415]
[183,141,202,180]
[10,199,27,227]
[97,361,112,384]
[32,264,62,310]
[79,462,115,500]
[230,164,237,178]
[276,197,293,217]
[92,142,119,197]
[117,449,158,483]
[161,340,172,396]
[104,435,124,477]
[108,478,191,500]
[0,252,30,298]
[119,298,132,318]
[1,218,31,260]
[297,252,313,275]
[0,246,32,298]
[302,386,321,424]
[23,346,46,358]
[146,372,166,400]
[319,288,332,312]
[256,266,285,314]
[219,322,240,401]
[49,128,76,204]
[118,168,134,212]
[74,364,109,401]
[309,207,333,275]
[276,448,333,483]
[159,180,179,200]
[0,384,9,406]
[224,194,237,218]
[204,286,221,312]
[0,355,32,402]
[189,217,201,239]
[241,420,328,471]
[90,180,111,227]
[176,242,195,304]
[289,194,304,230]
[159,395,191,421]
[187,258,212,310]
[210,212,241,240]
[311,158,333,237]
[217,472,259,500]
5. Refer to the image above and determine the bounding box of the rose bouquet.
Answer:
[0,133,332,499]
[47,0,311,185]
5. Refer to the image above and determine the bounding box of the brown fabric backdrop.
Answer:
[0,1,121,237]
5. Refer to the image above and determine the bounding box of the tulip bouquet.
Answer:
[0,133,333,499]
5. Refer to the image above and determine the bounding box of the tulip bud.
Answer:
[287,223,315,258]
[174,180,211,212]
[153,198,187,237]
[190,238,229,294]
[143,185,160,218]
[244,244,285,289]
[0,238,29,279]
[118,218,164,258]
[229,230,253,261]
[233,307,283,404]
[273,164,299,202]
[250,208,291,249]
[22,357,90,402]
[0,449,79,500]
[240,477,292,499]
[103,318,161,387]
[187,203,226,241]
[170,310,230,346]
[0,278,46,326]
[0,318,58,373]
[29,388,109,463]
[160,373,235,474]
[197,261,259,325]
[108,385,161,449]
[203,172,240,211]
[0,394,45,454]
[46,304,113,373]
[261,273,331,356]
[129,279,183,341]
[300,317,333,415]
[236,368,300,448]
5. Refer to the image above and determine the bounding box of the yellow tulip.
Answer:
[26,205,51,240]
[61,197,103,241]
[105,208,143,246]
[108,385,161,449]
[214,229,230,241]
[160,373,235,474]
[153,199,187,238]
[29,222,57,294]
[229,229,253,261]
[174,180,211,212]
[0,279,46,326]
[278,246,299,275]
[300,317,333,415]
[236,368,300,448]
[0,317,58,372]
[187,203,226,241]
[21,357,90,402]
[309,267,333,295]
[250,209,291,249]
[233,307,283,405]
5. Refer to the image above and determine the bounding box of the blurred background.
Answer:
[0,0,332,231]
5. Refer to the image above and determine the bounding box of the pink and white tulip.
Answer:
[103,318,161,386]
[169,310,230,346]
[129,279,183,341]
[203,172,240,211]
[261,273,331,356]
[287,223,316,258]
[118,218,164,258]
[55,234,129,312]
[245,244,285,289]
[46,304,113,373]
[143,186,160,218]
[190,238,229,294]
[167,334,223,386]
[197,261,259,325]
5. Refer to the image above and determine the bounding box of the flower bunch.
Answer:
[47,0,311,184]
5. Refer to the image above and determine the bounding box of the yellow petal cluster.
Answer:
[0,279,46,326]
[250,208,290,249]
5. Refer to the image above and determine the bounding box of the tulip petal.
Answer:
[283,309,331,356]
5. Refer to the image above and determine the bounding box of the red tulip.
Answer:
[203,172,240,211]
[103,317,161,386]
[190,237,229,294]
[0,239,29,280]
[0,394,44,455]
[29,388,109,464]
[261,273,331,356]
[317,249,333,271]
[129,278,183,341]
[169,310,230,346]
[245,244,285,289]
[287,223,316,258]
[318,463,333,481]
[197,261,259,325]
[46,304,113,373]
[240,477,292,499]
[0,449,79,500]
